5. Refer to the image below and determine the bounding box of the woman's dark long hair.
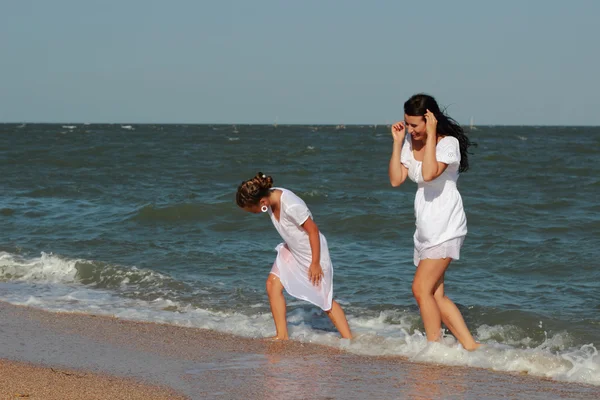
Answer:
[404,93,475,173]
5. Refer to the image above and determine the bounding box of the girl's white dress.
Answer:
[268,188,333,311]
[400,135,468,266]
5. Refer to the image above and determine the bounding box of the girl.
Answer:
[388,93,480,350]
[236,173,352,340]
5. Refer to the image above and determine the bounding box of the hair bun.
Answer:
[256,172,273,190]
[236,172,274,207]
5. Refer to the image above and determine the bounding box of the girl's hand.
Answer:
[308,262,324,286]
[391,121,406,142]
[424,109,437,138]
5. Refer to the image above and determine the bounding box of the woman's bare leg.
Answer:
[412,258,452,342]
[433,276,480,350]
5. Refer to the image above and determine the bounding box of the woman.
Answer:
[388,93,479,350]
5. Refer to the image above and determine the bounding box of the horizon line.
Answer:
[2,121,600,128]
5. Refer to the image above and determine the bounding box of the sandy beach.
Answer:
[0,359,185,399]
[0,301,598,399]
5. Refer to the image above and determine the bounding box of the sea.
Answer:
[1,123,599,385]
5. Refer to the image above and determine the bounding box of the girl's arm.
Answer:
[301,217,324,286]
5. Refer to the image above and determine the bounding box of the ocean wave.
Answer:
[130,202,233,223]
[0,251,185,293]
[0,252,598,386]
[0,208,15,216]
[23,186,103,198]
[1,284,599,386]
[329,212,411,234]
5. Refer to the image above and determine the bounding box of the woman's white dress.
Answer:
[268,188,333,311]
[400,135,468,266]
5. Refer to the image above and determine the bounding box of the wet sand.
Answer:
[1,301,599,399]
[0,359,185,399]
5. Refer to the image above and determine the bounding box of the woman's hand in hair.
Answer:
[391,121,406,142]
[424,109,438,139]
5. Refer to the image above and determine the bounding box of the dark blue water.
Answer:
[1,123,599,384]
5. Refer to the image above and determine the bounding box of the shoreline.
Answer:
[1,301,599,399]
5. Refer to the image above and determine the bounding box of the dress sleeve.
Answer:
[287,204,312,226]
[436,137,461,166]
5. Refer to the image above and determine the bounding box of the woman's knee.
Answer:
[433,290,447,303]
[412,280,427,302]
[433,294,448,307]
[413,278,438,302]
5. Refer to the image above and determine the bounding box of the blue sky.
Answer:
[1,0,598,125]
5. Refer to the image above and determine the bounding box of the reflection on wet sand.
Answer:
[406,362,466,399]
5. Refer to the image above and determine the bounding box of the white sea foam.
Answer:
[0,251,79,283]
[0,251,599,386]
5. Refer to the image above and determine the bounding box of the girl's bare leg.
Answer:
[325,300,352,339]
[266,274,288,340]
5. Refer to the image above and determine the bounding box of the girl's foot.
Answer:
[265,335,289,341]
[464,342,482,351]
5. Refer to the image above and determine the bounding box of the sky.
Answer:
[1,0,598,125]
